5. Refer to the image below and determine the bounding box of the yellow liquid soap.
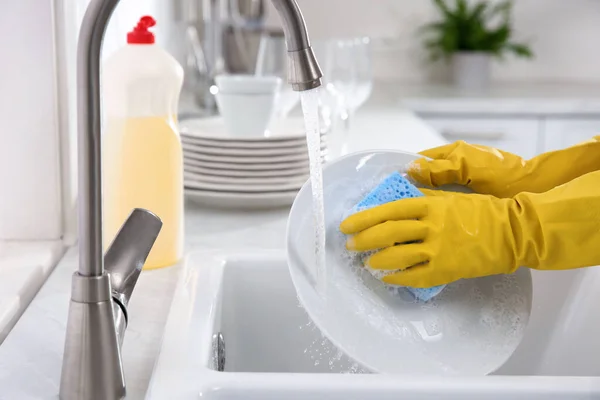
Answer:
[103,115,184,269]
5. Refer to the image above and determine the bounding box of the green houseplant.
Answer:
[421,0,533,89]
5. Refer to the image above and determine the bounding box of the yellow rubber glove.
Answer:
[408,136,600,198]
[340,170,600,288]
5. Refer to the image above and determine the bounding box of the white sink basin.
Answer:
[146,251,600,399]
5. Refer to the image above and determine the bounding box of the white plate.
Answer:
[180,116,326,143]
[184,163,310,178]
[185,179,304,193]
[186,189,297,210]
[181,135,308,150]
[286,150,532,376]
[184,170,307,185]
[184,157,323,171]
[182,139,326,157]
[183,148,312,164]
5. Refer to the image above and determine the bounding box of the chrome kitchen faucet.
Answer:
[59,0,322,398]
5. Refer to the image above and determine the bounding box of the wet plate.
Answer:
[286,150,532,375]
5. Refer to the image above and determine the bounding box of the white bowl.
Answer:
[215,74,281,94]
[215,92,280,138]
[286,150,532,375]
[274,86,300,121]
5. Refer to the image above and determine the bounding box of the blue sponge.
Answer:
[349,172,446,302]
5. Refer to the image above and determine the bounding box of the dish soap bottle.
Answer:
[102,15,184,269]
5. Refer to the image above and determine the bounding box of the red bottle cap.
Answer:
[127,16,156,44]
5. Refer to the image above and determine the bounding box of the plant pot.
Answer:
[451,52,491,90]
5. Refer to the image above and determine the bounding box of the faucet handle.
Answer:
[104,208,162,307]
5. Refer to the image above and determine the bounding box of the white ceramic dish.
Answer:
[183,148,313,164]
[215,74,281,94]
[184,170,307,186]
[184,163,310,178]
[181,135,308,149]
[286,150,532,375]
[214,75,282,138]
[185,179,303,193]
[182,139,325,157]
[186,189,297,209]
[179,116,326,143]
[216,92,279,138]
[274,87,300,121]
[184,157,322,172]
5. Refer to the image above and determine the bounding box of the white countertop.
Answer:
[0,241,64,343]
[0,91,446,399]
[0,209,291,400]
[399,82,600,116]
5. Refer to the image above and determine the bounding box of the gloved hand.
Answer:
[408,136,600,198]
[340,170,600,288]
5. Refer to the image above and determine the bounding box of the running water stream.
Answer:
[300,88,327,296]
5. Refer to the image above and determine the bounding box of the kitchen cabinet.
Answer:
[401,83,600,159]
[421,116,600,159]
[424,117,541,159]
[542,118,600,152]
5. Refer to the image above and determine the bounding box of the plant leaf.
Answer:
[420,0,531,60]
[456,0,468,19]
[488,1,512,18]
[432,0,454,19]
[468,2,488,23]
[418,21,448,34]
[506,42,534,58]
[486,25,510,50]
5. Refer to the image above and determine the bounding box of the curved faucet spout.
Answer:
[77,0,120,277]
[270,0,310,52]
[270,0,323,91]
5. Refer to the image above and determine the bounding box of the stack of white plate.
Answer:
[180,116,326,210]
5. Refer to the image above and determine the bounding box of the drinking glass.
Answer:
[255,31,300,121]
[347,37,373,115]
[321,37,373,160]
[326,39,355,120]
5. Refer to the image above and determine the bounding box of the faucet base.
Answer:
[59,272,126,400]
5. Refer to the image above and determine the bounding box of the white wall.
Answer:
[0,0,62,240]
[266,0,600,83]
[0,0,174,241]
